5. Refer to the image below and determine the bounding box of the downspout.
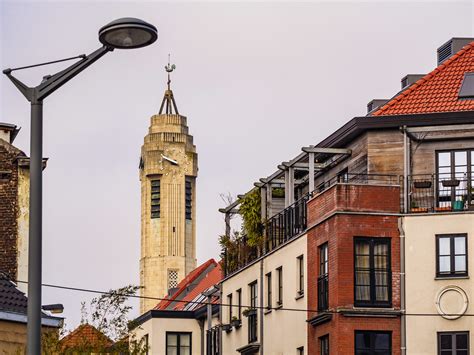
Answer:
[398,218,407,355]
[402,126,408,213]
[199,319,205,355]
[259,259,264,355]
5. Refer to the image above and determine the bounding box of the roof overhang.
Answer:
[0,310,63,328]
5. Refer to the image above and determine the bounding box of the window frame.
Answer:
[436,234,468,278]
[276,266,283,306]
[318,243,329,311]
[437,331,469,355]
[236,288,242,320]
[248,281,258,343]
[354,237,392,308]
[320,334,329,355]
[165,331,192,355]
[227,293,233,322]
[297,346,304,355]
[354,330,392,355]
[297,255,304,296]
[265,272,272,310]
[150,179,161,219]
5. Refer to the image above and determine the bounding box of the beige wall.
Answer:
[0,321,27,354]
[221,234,307,355]
[404,213,474,355]
[16,166,29,294]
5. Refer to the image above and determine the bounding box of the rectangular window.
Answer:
[297,346,304,355]
[436,150,474,209]
[438,331,469,355]
[166,332,191,355]
[266,272,272,310]
[248,281,258,343]
[320,335,329,355]
[237,288,242,320]
[227,294,233,322]
[276,267,283,306]
[354,238,391,307]
[168,269,179,290]
[318,243,329,311]
[297,255,304,296]
[436,234,468,277]
[355,331,391,355]
[185,177,192,220]
[151,179,161,218]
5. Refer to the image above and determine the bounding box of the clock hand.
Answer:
[161,154,179,166]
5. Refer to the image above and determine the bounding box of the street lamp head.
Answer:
[99,17,157,49]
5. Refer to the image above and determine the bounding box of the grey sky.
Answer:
[1,0,473,330]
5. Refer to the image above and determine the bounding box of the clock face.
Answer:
[159,147,193,176]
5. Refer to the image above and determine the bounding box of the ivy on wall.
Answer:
[239,188,263,247]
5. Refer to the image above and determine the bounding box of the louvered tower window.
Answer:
[151,179,161,219]
[185,177,192,220]
[168,269,179,289]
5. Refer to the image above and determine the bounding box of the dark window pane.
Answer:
[456,333,468,349]
[374,333,390,349]
[440,334,452,349]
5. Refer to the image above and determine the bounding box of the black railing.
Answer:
[248,312,258,343]
[317,274,329,311]
[266,193,310,251]
[408,173,472,213]
[313,173,400,195]
[222,234,259,276]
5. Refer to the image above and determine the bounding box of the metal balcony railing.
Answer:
[408,173,473,213]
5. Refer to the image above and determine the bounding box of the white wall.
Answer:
[221,234,307,355]
[404,213,474,355]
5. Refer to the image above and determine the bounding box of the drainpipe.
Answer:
[398,218,407,355]
[259,259,264,355]
[402,126,408,213]
[199,319,205,355]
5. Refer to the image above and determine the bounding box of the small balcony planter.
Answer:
[222,324,232,333]
[242,308,257,317]
[442,179,460,187]
[231,317,242,329]
[414,180,432,189]
[453,200,465,211]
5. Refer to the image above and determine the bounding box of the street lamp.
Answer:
[3,17,157,354]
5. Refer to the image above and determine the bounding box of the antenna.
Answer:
[165,53,176,90]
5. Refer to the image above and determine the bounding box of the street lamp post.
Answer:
[3,18,157,354]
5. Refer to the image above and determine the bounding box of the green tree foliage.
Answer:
[239,188,263,247]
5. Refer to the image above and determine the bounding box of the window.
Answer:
[168,269,179,290]
[355,331,391,355]
[436,150,474,209]
[276,267,283,306]
[354,238,391,307]
[185,177,192,220]
[266,272,272,310]
[318,243,329,311]
[144,334,149,355]
[297,255,304,296]
[320,335,329,355]
[248,281,258,343]
[337,167,349,183]
[459,72,474,99]
[437,234,468,277]
[438,331,469,355]
[166,332,191,355]
[151,179,161,218]
[237,288,242,319]
[297,346,304,355]
[227,294,233,322]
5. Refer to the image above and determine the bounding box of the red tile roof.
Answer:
[60,323,113,350]
[155,259,221,311]
[373,41,474,116]
[173,262,222,311]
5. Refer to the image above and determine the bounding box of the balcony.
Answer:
[408,174,473,213]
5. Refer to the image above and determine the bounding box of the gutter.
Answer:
[0,310,62,328]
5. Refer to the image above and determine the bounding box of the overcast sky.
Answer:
[1,0,473,330]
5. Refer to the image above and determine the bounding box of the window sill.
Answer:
[295,293,304,300]
[275,304,283,310]
[264,309,272,315]
[435,275,469,280]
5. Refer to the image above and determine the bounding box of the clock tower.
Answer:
[139,63,197,313]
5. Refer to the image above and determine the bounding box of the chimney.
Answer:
[401,74,425,90]
[367,99,388,115]
[437,38,474,65]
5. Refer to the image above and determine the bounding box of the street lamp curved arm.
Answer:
[2,17,157,355]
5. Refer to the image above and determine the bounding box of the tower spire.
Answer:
[159,54,179,115]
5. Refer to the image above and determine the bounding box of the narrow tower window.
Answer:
[168,269,179,289]
[185,177,192,220]
[151,179,161,218]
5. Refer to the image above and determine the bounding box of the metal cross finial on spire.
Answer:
[165,54,176,90]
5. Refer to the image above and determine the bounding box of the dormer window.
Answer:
[458,72,474,99]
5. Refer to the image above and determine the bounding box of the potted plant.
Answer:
[230,316,241,329]
[414,180,432,189]
[442,179,460,187]
[222,323,232,333]
[242,308,257,317]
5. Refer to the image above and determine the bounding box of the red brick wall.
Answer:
[307,184,401,354]
[0,142,20,279]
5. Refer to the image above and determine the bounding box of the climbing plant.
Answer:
[239,188,263,247]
